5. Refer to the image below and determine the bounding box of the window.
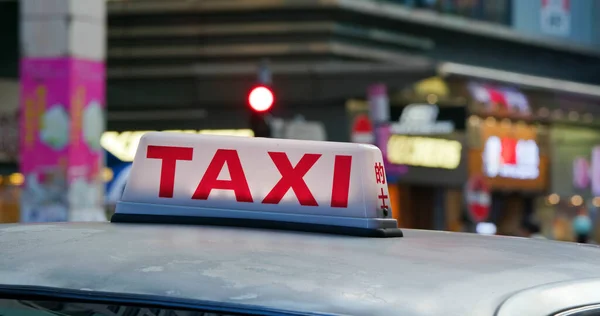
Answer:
[555,304,600,316]
[0,299,258,316]
[400,0,511,25]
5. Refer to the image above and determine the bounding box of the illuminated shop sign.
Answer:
[468,82,530,115]
[101,129,254,162]
[390,104,454,135]
[483,136,539,179]
[387,135,462,169]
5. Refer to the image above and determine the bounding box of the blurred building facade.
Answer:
[1,0,600,240]
[104,0,600,138]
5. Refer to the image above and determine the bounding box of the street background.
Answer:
[1,0,600,242]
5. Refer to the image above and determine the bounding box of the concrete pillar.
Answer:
[19,0,107,222]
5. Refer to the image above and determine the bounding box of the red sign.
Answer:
[147,145,353,208]
[465,175,491,223]
[483,136,540,180]
[351,114,374,144]
[468,82,530,116]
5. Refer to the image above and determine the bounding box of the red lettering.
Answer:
[262,152,321,206]
[192,149,253,202]
[147,145,194,198]
[331,155,352,207]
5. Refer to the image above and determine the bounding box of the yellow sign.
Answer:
[101,129,255,162]
[387,135,462,169]
[71,86,85,147]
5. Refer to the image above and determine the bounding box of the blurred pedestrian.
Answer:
[572,210,593,244]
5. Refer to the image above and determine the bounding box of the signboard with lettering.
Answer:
[387,135,462,170]
[482,136,540,180]
[468,82,530,118]
[389,103,466,135]
[469,123,548,191]
[380,125,468,186]
[541,0,571,37]
[390,104,454,135]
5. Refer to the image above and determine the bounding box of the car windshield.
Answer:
[0,298,252,316]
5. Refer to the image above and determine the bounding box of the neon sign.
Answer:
[483,136,539,179]
[386,135,462,169]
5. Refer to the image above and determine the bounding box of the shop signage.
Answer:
[367,83,390,124]
[468,82,530,116]
[540,0,570,37]
[387,135,462,169]
[573,156,590,189]
[571,146,600,196]
[351,114,374,144]
[483,136,540,180]
[465,174,491,223]
[390,104,454,135]
[101,129,254,162]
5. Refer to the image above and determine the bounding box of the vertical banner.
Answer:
[367,84,390,124]
[20,58,106,222]
[591,146,600,196]
[540,0,570,36]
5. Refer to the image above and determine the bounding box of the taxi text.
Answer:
[147,146,353,208]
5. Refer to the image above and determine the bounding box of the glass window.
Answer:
[0,298,263,316]
[400,0,511,26]
[555,304,600,316]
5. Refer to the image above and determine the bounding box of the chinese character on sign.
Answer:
[378,187,389,210]
[374,162,386,184]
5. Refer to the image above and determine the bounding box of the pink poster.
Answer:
[592,146,600,196]
[573,157,590,190]
[19,58,105,222]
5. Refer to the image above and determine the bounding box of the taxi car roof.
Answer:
[2,222,600,316]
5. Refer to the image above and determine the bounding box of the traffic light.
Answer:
[248,59,274,138]
[248,85,274,138]
[248,85,274,113]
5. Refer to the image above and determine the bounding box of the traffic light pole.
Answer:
[249,59,273,138]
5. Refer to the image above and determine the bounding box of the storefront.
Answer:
[347,77,470,231]
[467,117,550,235]
[380,103,468,231]
[348,76,552,234]
[545,93,600,242]
[548,125,600,241]
[458,79,551,235]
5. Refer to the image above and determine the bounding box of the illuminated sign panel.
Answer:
[482,136,539,180]
[101,130,254,162]
[386,135,462,169]
[390,104,455,135]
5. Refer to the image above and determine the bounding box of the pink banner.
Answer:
[19,58,105,222]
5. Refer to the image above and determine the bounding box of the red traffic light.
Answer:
[248,85,274,112]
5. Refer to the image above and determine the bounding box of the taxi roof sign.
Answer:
[112,132,402,237]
